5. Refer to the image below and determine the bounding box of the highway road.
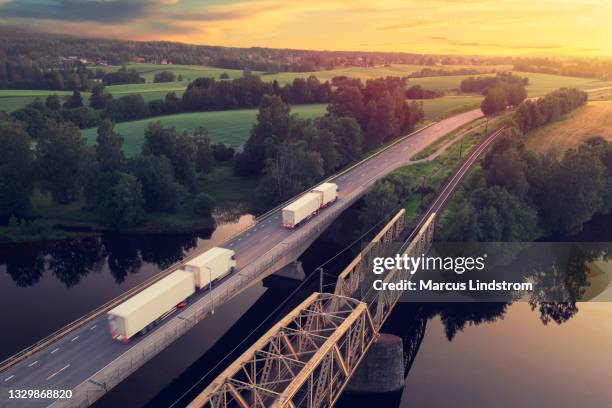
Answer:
[0,108,483,408]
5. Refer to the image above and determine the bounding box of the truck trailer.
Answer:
[184,247,236,289]
[107,270,195,342]
[281,192,321,228]
[312,182,338,207]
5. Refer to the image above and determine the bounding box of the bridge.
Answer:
[185,128,504,408]
[0,109,485,408]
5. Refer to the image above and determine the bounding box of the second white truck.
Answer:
[184,247,236,289]
[107,246,236,342]
[281,182,339,228]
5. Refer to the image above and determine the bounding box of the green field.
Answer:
[525,100,612,156]
[80,96,483,157]
[3,63,612,113]
[410,71,612,96]
[420,96,482,121]
[81,104,328,156]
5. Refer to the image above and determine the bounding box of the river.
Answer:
[0,209,610,407]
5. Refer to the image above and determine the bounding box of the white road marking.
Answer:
[90,325,97,331]
[51,348,59,354]
[46,364,70,381]
[71,336,79,342]
[228,243,234,247]
[28,361,39,367]
[237,238,242,241]
[4,375,14,382]
[261,234,270,241]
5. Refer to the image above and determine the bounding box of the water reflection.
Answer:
[0,231,202,288]
[339,244,612,408]
[0,214,254,360]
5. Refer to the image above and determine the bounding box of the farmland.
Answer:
[2,62,612,113]
[79,96,484,157]
[81,104,328,156]
[525,100,612,156]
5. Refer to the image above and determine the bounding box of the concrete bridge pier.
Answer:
[272,261,306,281]
[346,333,405,393]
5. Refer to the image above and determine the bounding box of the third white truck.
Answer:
[281,182,338,228]
[184,247,237,290]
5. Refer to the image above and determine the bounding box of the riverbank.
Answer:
[0,162,254,244]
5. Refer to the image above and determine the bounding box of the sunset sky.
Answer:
[0,0,610,57]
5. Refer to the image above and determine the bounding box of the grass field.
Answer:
[410,71,612,96]
[3,63,612,113]
[79,96,482,157]
[391,126,486,222]
[81,104,328,156]
[420,95,482,121]
[525,100,612,156]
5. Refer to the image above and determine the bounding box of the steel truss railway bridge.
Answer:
[187,128,504,408]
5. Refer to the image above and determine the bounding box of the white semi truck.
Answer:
[281,182,338,228]
[184,247,236,289]
[107,270,194,342]
[107,246,236,342]
[311,182,338,207]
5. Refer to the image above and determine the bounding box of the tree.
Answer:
[316,115,363,165]
[142,122,197,188]
[97,172,145,227]
[507,82,527,106]
[63,90,83,109]
[328,85,365,126]
[537,145,607,235]
[95,119,125,172]
[255,140,324,206]
[0,118,34,217]
[481,86,507,115]
[45,95,61,110]
[173,132,197,189]
[194,127,214,174]
[358,181,400,229]
[128,155,185,212]
[235,95,291,176]
[153,70,176,83]
[440,186,539,242]
[37,121,87,203]
[193,193,215,216]
[90,83,112,110]
[212,143,235,161]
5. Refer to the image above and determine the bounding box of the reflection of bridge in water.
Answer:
[187,128,505,408]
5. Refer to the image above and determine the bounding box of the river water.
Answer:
[0,209,611,407]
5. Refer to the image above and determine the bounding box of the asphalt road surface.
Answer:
[0,108,483,408]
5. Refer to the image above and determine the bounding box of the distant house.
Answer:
[133,56,145,63]
[160,58,171,65]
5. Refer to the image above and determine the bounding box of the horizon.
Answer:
[0,0,610,58]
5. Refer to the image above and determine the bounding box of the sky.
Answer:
[0,0,610,57]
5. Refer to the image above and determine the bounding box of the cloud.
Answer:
[375,20,434,31]
[0,0,163,23]
[429,36,564,51]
